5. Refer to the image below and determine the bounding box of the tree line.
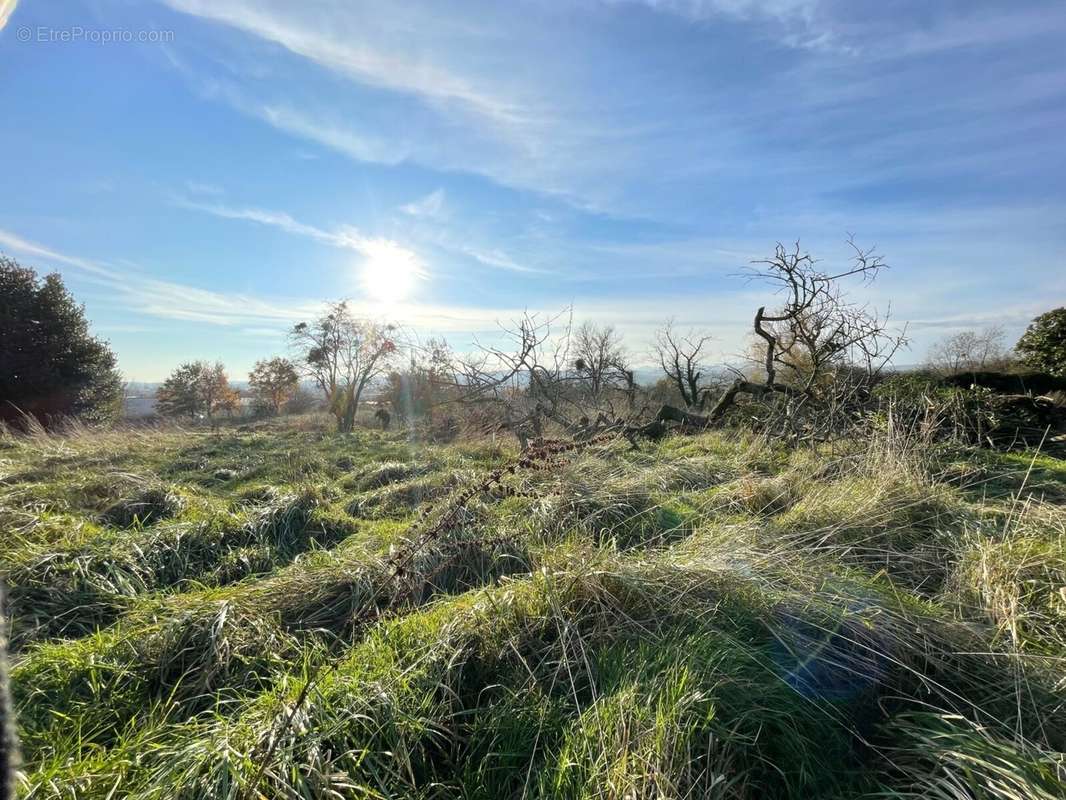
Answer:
[2,250,1064,437]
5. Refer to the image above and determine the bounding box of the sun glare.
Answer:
[359,240,425,305]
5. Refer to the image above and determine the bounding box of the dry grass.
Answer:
[2,418,1064,798]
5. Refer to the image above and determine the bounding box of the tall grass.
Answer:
[2,420,1063,798]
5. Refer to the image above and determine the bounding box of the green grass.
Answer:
[1,417,1064,798]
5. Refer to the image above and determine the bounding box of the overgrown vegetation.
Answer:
[2,244,1064,796]
[1,414,1063,798]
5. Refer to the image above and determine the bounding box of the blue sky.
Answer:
[1,0,1064,381]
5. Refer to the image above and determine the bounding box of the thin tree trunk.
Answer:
[340,385,358,432]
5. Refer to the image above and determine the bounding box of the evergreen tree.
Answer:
[0,256,122,426]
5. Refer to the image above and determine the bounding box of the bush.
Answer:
[1016,307,1066,378]
[283,386,320,414]
[871,373,1000,443]
[941,370,1066,395]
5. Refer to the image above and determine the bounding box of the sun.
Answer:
[359,240,425,304]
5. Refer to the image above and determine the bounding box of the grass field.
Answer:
[2,415,1064,798]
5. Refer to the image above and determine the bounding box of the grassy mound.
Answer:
[101,484,186,527]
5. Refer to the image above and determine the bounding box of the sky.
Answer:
[1,0,1065,381]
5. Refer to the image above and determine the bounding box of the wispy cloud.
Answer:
[400,188,445,219]
[0,225,738,347]
[177,198,359,247]
[620,1,1066,57]
[906,306,1049,333]
[155,2,596,205]
[457,245,542,275]
[161,0,529,130]
[253,101,411,166]
[625,1,820,27]
[613,0,839,52]
[180,194,551,277]
[159,0,1066,227]
[175,197,426,271]
[0,226,318,327]
[0,228,119,280]
[131,278,321,326]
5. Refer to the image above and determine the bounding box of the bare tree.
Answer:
[449,310,640,446]
[635,240,905,441]
[926,326,1008,375]
[451,311,657,448]
[450,312,562,447]
[572,322,632,404]
[702,239,906,427]
[290,301,397,432]
[653,321,714,409]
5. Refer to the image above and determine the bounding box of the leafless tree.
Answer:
[572,322,633,405]
[653,320,714,409]
[702,239,907,427]
[449,312,564,447]
[637,240,905,442]
[289,301,397,432]
[449,311,640,447]
[926,325,1008,375]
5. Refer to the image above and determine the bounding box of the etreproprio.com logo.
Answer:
[15,25,175,44]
